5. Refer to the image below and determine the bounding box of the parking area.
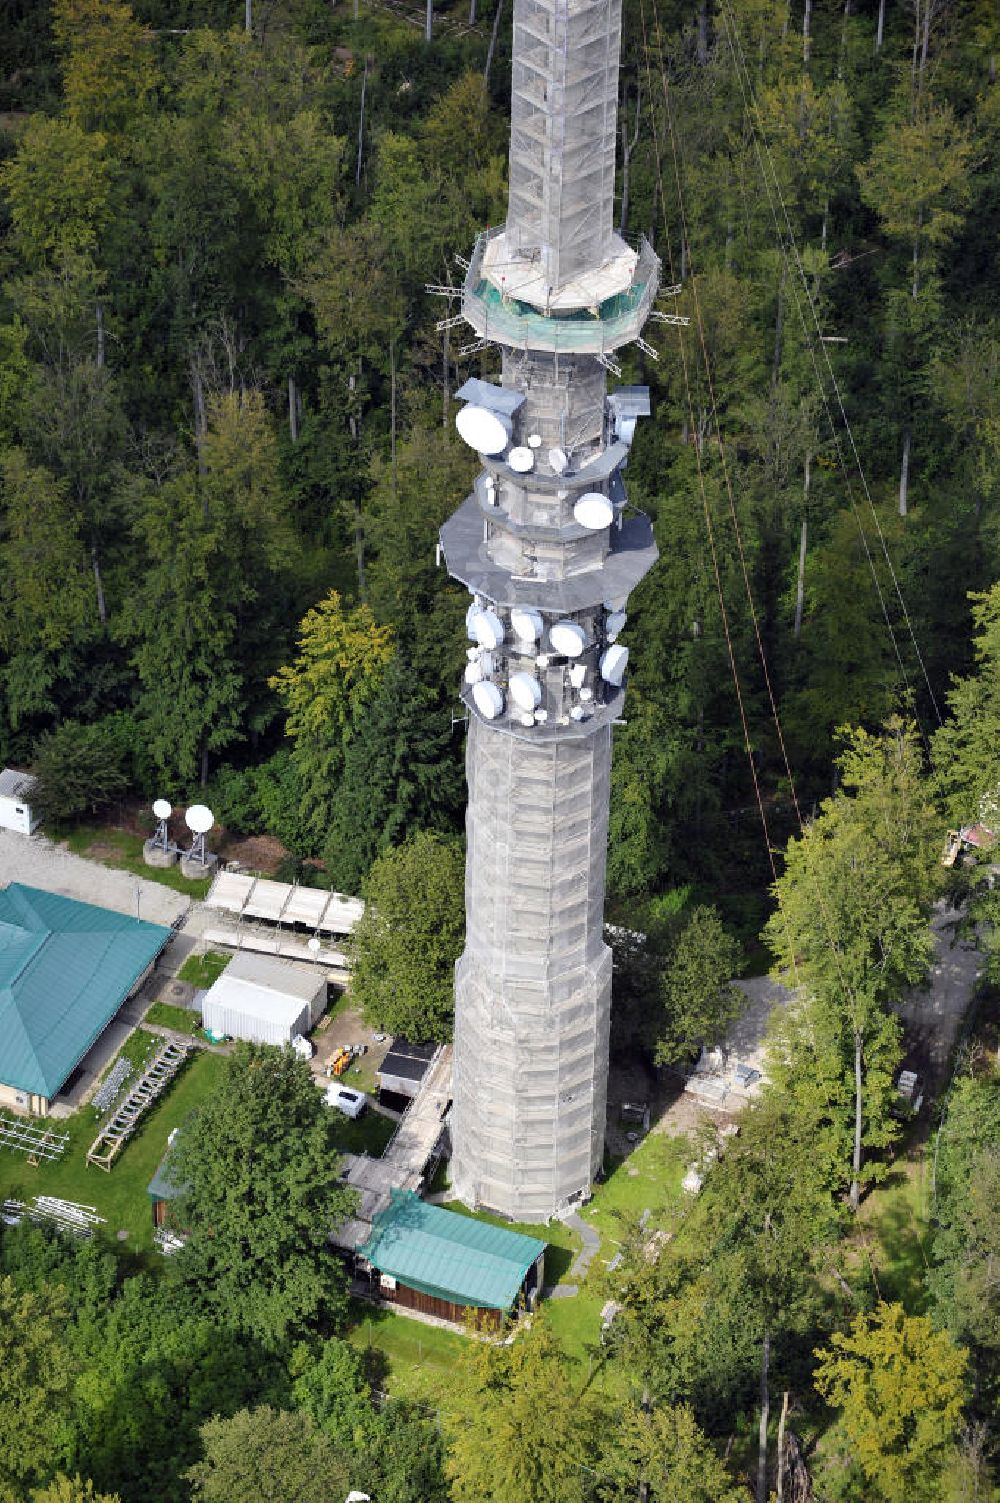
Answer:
[0,830,189,926]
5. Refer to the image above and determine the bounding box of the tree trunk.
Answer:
[91,541,107,626]
[757,1330,771,1503]
[348,372,366,599]
[776,1391,789,1503]
[638,1385,651,1503]
[192,365,207,477]
[771,267,785,389]
[469,0,476,21]
[484,0,505,84]
[794,516,808,639]
[680,237,688,281]
[356,54,369,188]
[425,0,433,43]
[697,0,708,63]
[288,375,299,443]
[875,0,886,51]
[850,1029,863,1211]
[802,0,812,64]
[390,338,398,499]
[245,0,252,32]
[898,426,911,517]
[200,744,209,787]
[442,318,450,431]
[96,301,105,369]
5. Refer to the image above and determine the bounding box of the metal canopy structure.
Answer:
[442,0,659,1221]
[205,872,364,935]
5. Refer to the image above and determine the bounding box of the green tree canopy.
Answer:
[186,1407,347,1503]
[168,1044,356,1348]
[814,1303,968,1503]
[349,830,465,1041]
[0,1276,75,1498]
[654,904,743,1065]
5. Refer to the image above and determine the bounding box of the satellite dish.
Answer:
[152,798,172,820]
[570,705,587,721]
[574,492,614,530]
[518,713,536,727]
[508,446,534,473]
[509,672,542,712]
[549,621,586,657]
[185,804,214,835]
[533,708,548,723]
[549,447,568,473]
[600,644,630,686]
[471,608,504,650]
[527,433,542,448]
[307,936,321,954]
[464,661,484,685]
[472,681,504,720]
[456,405,511,455]
[606,609,627,638]
[568,663,587,689]
[466,602,481,639]
[579,687,594,702]
[511,608,543,643]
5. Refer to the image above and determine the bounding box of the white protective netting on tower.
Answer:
[507,0,623,294]
[450,714,613,1221]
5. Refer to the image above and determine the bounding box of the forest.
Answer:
[1,0,999,1497]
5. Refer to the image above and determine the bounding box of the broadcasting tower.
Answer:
[440,0,660,1221]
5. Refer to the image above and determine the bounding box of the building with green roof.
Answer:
[0,883,171,1116]
[358,1189,546,1328]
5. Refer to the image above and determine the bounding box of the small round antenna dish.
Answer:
[549,621,586,658]
[464,661,484,685]
[527,433,542,448]
[185,804,215,836]
[600,644,630,686]
[508,446,534,473]
[307,936,321,955]
[573,492,614,530]
[456,405,511,455]
[606,609,627,638]
[509,672,542,713]
[548,447,568,474]
[472,681,504,720]
[510,608,543,643]
[152,798,172,820]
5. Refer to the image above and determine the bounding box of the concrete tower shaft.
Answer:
[440,0,660,1221]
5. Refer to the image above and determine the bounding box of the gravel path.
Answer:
[0,830,189,927]
[564,1211,601,1281]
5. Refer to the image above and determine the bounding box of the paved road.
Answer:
[0,830,189,926]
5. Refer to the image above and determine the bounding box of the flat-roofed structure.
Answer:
[205,872,364,934]
[377,1040,437,1102]
[357,1189,545,1328]
[200,950,326,1046]
[0,883,170,1116]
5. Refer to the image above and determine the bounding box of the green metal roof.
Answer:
[359,1190,546,1311]
[0,884,170,1099]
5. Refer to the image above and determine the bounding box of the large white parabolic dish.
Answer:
[600,643,630,686]
[509,672,542,712]
[549,620,587,657]
[185,803,215,835]
[472,681,504,720]
[510,607,543,643]
[152,798,172,820]
[573,492,614,530]
[470,608,505,650]
[456,405,511,455]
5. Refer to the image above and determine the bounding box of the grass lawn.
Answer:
[145,1001,202,1033]
[854,1144,933,1312]
[177,951,230,989]
[0,1046,227,1255]
[63,826,210,899]
[346,1298,469,1409]
[330,1108,397,1157]
[582,1129,688,1261]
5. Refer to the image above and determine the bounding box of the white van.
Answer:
[325,1084,367,1119]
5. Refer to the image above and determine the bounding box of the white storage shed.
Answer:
[201,951,326,1047]
[0,769,40,835]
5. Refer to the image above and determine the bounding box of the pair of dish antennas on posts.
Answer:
[143,798,218,876]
